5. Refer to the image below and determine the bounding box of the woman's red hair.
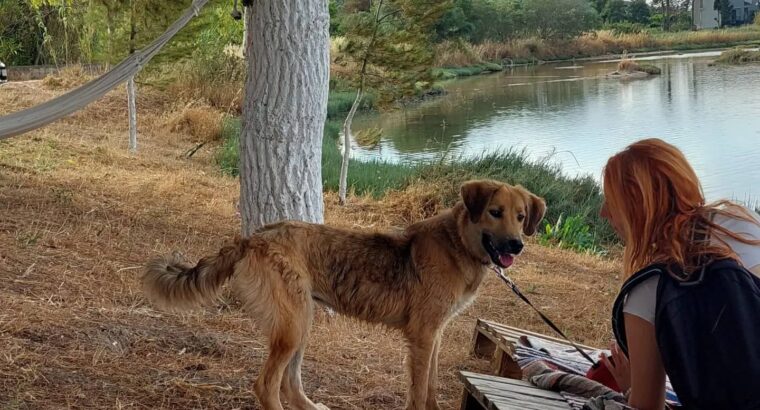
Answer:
[603,138,759,278]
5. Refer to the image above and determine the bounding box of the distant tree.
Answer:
[603,0,628,22]
[435,0,475,40]
[520,0,601,39]
[592,0,608,14]
[336,0,448,204]
[627,0,651,23]
[0,0,42,65]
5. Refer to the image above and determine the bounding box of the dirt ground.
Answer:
[0,81,622,409]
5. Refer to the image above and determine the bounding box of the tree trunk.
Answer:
[339,89,362,205]
[239,0,330,236]
[127,75,137,153]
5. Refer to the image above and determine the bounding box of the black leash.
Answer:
[491,265,597,365]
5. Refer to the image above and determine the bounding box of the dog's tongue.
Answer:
[499,254,514,269]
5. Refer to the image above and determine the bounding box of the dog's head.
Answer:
[459,179,546,269]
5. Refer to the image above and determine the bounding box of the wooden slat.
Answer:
[480,319,597,351]
[459,371,573,410]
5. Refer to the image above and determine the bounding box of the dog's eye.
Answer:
[489,209,503,218]
[517,213,526,222]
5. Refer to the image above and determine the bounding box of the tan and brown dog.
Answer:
[143,179,546,410]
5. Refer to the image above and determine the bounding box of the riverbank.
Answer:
[434,26,760,77]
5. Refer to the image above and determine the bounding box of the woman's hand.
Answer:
[599,341,631,393]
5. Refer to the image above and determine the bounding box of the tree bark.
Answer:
[240,0,330,236]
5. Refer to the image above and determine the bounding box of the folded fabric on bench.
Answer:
[516,336,680,408]
[524,360,627,410]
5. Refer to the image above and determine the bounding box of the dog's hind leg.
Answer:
[281,344,328,410]
[279,300,328,410]
[243,259,314,410]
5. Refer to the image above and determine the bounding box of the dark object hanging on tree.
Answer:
[231,0,242,20]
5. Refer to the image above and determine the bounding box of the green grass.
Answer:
[714,47,760,64]
[434,63,504,80]
[327,91,377,120]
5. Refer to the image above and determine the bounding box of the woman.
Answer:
[598,138,760,410]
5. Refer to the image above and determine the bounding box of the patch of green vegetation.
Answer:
[216,117,241,177]
[434,63,504,80]
[327,91,377,120]
[539,214,607,255]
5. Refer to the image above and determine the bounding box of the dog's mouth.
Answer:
[482,234,515,269]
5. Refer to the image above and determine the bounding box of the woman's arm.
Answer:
[625,313,666,410]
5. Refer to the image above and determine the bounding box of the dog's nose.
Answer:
[508,239,524,254]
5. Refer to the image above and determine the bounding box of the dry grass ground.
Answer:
[0,81,621,409]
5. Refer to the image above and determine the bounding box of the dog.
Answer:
[143,179,546,410]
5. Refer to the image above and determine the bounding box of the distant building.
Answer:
[693,0,759,29]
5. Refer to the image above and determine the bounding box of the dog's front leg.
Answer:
[404,332,436,410]
[425,336,442,410]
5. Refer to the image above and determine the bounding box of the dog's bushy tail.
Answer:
[143,239,248,311]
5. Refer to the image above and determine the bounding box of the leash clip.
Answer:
[491,264,515,289]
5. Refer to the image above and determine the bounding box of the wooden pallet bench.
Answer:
[471,319,598,379]
[459,371,573,410]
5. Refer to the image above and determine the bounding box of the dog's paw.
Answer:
[315,403,330,410]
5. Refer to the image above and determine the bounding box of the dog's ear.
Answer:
[517,185,547,236]
[461,180,500,223]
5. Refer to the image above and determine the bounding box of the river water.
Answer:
[352,51,760,202]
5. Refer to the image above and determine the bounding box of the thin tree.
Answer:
[337,0,449,205]
[239,0,330,235]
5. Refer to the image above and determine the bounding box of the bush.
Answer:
[755,12,760,26]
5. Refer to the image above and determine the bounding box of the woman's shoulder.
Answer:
[622,274,659,324]
[712,204,760,268]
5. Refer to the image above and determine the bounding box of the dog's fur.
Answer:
[143,180,546,410]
